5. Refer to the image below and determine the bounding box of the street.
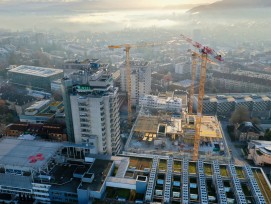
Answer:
[220,121,249,166]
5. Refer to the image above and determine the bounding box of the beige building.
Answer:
[234,122,264,142]
[247,140,271,166]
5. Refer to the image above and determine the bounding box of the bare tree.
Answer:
[229,106,250,124]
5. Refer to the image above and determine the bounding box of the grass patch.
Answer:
[139,158,152,170]
[174,161,182,172]
[189,162,196,174]
[235,167,245,179]
[220,165,228,177]
[159,159,167,171]
[106,187,130,199]
[112,167,118,176]
[204,164,212,176]
[253,169,271,203]
[129,157,139,169]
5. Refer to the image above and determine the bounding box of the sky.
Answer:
[0,0,217,31]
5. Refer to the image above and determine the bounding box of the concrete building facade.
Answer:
[0,138,270,204]
[248,140,271,166]
[8,65,64,91]
[120,60,151,106]
[62,68,121,155]
[139,94,182,112]
[194,94,271,119]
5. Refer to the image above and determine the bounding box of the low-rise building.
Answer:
[139,94,182,112]
[5,123,67,141]
[0,137,270,204]
[247,140,271,166]
[19,100,63,124]
[235,122,264,142]
[8,65,64,91]
[194,94,271,119]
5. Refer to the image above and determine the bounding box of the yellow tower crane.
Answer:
[108,42,165,126]
[181,34,223,160]
[188,50,218,114]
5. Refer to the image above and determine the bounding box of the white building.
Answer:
[120,60,151,106]
[175,63,185,74]
[63,69,121,155]
[247,140,271,166]
[139,95,182,112]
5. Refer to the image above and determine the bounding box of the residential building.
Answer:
[211,70,270,92]
[63,58,101,70]
[120,60,151,106]
[62,67,121,155]
[235,122,264,142]
[7,65,64,91]
[247,140,271,166]
[139,94,182,112]
[5,123,67,141]
[194,94,271,119]
[19,100,63,124]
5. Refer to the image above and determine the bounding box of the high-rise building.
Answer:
[62,67,121,155]
[120,60,151,106]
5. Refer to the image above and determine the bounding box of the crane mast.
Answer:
[181,34,223,160]
[109,42,168,126]
[189,53,197,114]
[193,53,208,160]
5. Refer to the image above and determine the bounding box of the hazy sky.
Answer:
[0,0,217,8]
[0,0,217,31]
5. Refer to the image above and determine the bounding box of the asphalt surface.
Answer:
[220,121,249,166]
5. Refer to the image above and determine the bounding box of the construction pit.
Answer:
[125,110,228,160]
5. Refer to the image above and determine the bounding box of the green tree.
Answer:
[6,113,15,123]
[263,130,271,141]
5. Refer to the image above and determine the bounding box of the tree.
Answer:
[229,106,250,124]
[263,130,271,141]
[251,117,260,125]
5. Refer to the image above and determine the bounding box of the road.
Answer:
[220,121,249,166]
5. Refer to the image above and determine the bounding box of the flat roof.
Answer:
[134,116,159,133]
[79,159,113,192]
[200,116,222,138]
[0,174,32,190]
[0,138,62,170]
[8,65,63,77]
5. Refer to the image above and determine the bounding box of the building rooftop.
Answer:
[134,116,159,134]
[25,100,50,111]
[0,174,32,190]
[8,65,63,77]
[202,94,271,103]
[83,159,113,192]
[0,138,62,170]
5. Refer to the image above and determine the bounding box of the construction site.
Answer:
[111,34,229,161]
[124,108,227,160]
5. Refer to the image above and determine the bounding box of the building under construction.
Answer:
[125,108,227,161]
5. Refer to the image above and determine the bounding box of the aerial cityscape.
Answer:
[0,0,271,203]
